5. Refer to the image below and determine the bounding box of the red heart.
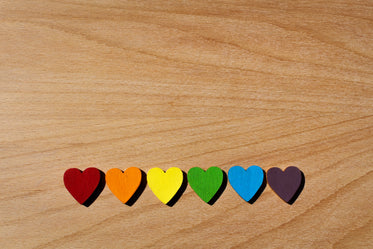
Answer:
[64,167,102,204]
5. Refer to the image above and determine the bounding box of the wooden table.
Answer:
[1,1,372,248]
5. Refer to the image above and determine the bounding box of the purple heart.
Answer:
[267,166,304,204]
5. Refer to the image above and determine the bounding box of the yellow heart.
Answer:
[147,167,184,204]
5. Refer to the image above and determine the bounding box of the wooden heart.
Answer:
[228,165,265,202]
[106,167,142,204]
[187,167,224,203]
[147,167,184,204]
[267,166,304,204]
[63,167,103,205]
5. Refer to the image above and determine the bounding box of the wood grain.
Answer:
[1,0,372,248]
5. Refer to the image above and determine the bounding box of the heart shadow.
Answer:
[167,171,188,207]
[287,171,305,205]
[83,170,106,207]
[248,169,267,204]
[207,170,227,205]
[125,170,147,206]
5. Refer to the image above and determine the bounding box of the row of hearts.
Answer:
[64,166,304,206]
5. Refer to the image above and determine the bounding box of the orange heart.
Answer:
[106,167,142,204]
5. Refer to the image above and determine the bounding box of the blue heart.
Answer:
[228,165,265,202]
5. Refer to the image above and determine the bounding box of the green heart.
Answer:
[187,167,224,203]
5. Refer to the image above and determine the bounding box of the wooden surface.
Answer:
[1,0,372,248]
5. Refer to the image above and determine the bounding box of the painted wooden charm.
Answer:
[147,167,184,204]
[267,166,304,204]
[228,165,265,202]
[106,167,142,204]
[187,167,224,203]
[63,167,103,205]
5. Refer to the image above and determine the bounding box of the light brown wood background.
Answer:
[1,0,372,248]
